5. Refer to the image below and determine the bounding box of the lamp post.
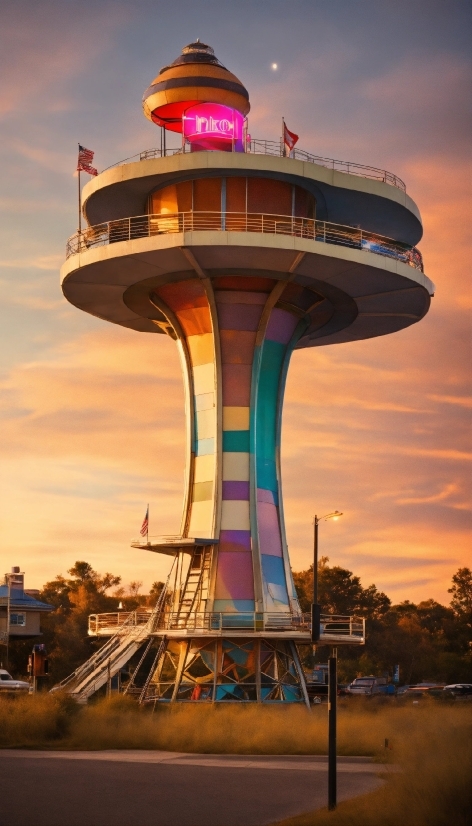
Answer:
[310,510,343,812]
[311,511,342,643]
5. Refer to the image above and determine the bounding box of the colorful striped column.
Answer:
[152,275,308,617]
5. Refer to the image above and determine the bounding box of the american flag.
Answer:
[283,121,299,152]
[77,144,98,176]
[140,506,149,537]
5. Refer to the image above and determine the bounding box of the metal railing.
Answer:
[88,610,365,641]
[66,211,422,271]
[102,141,405,192]
[247,140,406,191]
[88,611,152,634]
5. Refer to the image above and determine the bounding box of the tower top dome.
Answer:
[161,40,226,70]
[143,41,250,133]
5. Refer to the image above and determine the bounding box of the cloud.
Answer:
[428,395,472,409]
[0,255,62,271]
[0,2,131,118]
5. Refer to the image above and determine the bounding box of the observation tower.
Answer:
[60,42,434,704]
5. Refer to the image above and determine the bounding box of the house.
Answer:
[0,567,53,642]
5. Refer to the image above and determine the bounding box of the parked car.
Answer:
[346,676,395,696]
[443,684,472,698]
[0,669,30,692]
[403,683,446,697]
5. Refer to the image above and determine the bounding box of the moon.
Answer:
[271,63,278,70]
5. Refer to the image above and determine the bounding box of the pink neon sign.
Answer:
[183,103,245,151]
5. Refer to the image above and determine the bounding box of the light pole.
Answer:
[311,512,342,643]
[310,510,343,812]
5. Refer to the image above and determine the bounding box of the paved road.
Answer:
[0,750,384,826]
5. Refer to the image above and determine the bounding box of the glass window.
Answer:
[226,177,246,213]
[10,613,26,626]
[149,181,192,214]
[193,178,222,212]
[149,178,315,220]
[247,178,292,215]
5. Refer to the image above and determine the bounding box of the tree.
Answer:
[448,567,472,629]
[36,561,123,682]
[293,564,471,684]
[128,581,143,598]
[292,559,390,617]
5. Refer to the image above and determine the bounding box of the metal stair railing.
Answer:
[138,636,168,704]
[122,576,172,696]
[75,574,175,700]
[51,565,174,698]
[77,633,146,701]
[50,610,139,695]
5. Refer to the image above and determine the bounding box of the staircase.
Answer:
[51,579,169,702]
[174,546,212,627]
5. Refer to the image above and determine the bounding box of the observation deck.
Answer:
[62,150,433,349]
[88,609,366,644]
[131,535,217,556]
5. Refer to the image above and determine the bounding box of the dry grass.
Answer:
[274,702,472,826]
[0,693,468,757]
[0,692,79,747]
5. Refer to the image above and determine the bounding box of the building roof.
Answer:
[0,585,53,612]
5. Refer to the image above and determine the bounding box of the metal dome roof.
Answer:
[160,40,227,72]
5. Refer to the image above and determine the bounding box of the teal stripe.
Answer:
[223,430,250,452]
[255,339,286,491]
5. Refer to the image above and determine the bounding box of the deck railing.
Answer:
[102,141,406,192]
[66,211,422,271]
[88,610,365,641]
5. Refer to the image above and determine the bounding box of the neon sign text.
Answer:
[183,103,245,151]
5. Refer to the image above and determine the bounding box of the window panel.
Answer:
[226,177,246,213]
[193,177,222,212]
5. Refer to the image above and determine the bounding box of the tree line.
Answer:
[5,560,471,686]
[293,560,471,684]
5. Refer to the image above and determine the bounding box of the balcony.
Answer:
[103,140,406,192]
[66,211,423,272]
[88,610,366,645]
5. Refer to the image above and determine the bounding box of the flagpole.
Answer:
[282,117,285,157]
[77,144,82,234]
[147,502,149,544]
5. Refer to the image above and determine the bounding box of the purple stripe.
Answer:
[214,552,255,600]
[219,529,251,552]
[257,502,283,557]
[223,481,250,500]
[265,308,299,344]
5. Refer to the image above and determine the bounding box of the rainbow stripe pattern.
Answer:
[152,275,310,616]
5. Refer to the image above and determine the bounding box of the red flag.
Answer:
[77,145,98,176]
[283,122,299,152]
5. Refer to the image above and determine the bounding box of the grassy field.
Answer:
[0,694,470,825]
[273,702,472,826]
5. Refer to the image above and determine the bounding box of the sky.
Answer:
[0,0,470,604]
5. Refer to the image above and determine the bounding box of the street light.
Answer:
[311,511,342,643]
[310,510,343,813]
